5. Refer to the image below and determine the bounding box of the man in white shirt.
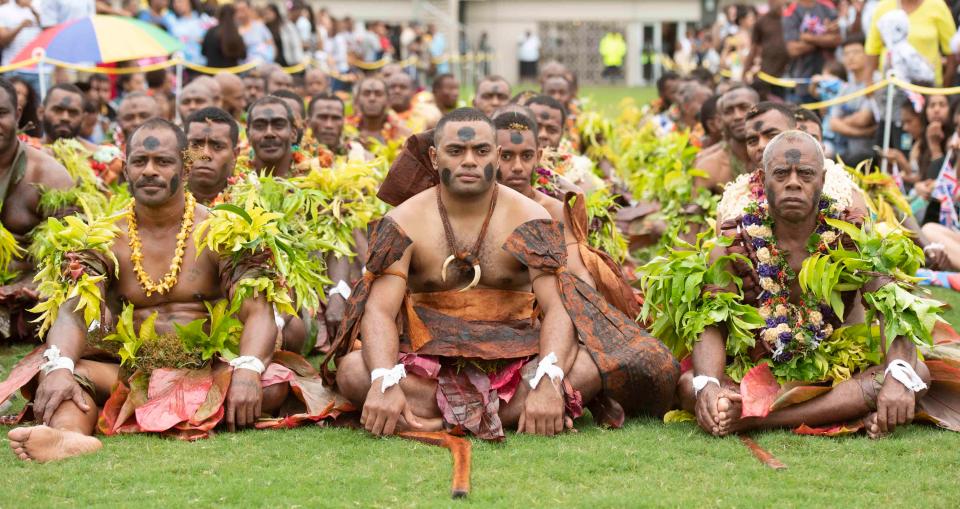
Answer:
[0,1,43,97]
[518,31,541,81]
[39,0,94,28]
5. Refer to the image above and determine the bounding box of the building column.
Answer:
[626,21,643,86]
[653,21,663,84]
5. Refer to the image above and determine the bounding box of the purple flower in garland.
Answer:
[742,214,761,226]
[758,264,780,278]
[766,316,788,328]
[752,238,767,250]
[773,350,793,362]
[778,331,792,344]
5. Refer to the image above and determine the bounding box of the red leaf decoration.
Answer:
[135,368,214,432]
[793,421,863,436]
[0,346,43,405]
[739,363,780,418]
[769,384,832,412]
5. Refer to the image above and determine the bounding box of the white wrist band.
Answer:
[230,356,266,374]
[328,280,352,300]
[529,352,565,389]
[692,375,720,397]
[924,243,945,253]
[884,359,927,392]
[371,364,406,393]
[40,346,75,375]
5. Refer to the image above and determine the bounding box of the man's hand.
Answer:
[876,375,916,435]
[518,380,565,436]
[361,382,421,436]
[33,370,90,425]
[226,368,262,431]
[325,294,346,340]
[694,383,722,436]
[924,243,950,270]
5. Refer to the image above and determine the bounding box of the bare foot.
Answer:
[716,392,754,436]
[7,425,102,462]
[862,413,888,439]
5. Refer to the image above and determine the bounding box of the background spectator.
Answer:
[865,0,956,86]
[518,30,541,81]
[234,0,275,64]
[263,3,303,67]
[0,0,43,96]
[202,4,247,69]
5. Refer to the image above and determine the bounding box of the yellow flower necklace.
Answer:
[126,192,196,297]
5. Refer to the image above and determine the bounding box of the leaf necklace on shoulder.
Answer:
[436,184,499,292]
[127,192,196,297]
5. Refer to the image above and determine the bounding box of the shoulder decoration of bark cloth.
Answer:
[326,215,679,440]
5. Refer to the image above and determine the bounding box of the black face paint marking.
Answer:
[491,85,502,95]
[539,111,551,121]
[483,163,495,181]
[441,167,452,185]
[785,148,802,165]
[510,131,524,145]
[57,97,73,109]
[496,169,503,180]
[143,135,160,150]
[457,126,476,141]
[169,174,180,197]
[752,120,764,132]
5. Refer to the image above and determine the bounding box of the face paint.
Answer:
[483,163,495,181]
[752,120,764,132]
[169,173,180,197]
[143,135,160,150]
[496,169,503,180]
[510,131,524,145]
[539,111,551,121]
[457,126,476,141]
[785,148,802,165]
[58,96,73,109]
[441,167,452,185]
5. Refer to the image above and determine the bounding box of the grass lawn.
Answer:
[2,86,960,507]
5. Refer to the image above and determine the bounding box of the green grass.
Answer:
[2,86,960,507]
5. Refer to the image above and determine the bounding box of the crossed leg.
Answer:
[8,360,118,462]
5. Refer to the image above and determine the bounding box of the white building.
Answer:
[298,0,759,85]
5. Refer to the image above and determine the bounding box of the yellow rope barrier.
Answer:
[0,57,40,73]
[801,78,890,110]
[756,71,798,88]
[889,77,960,96]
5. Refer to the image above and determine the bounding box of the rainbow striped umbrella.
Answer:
[13,15,183,64]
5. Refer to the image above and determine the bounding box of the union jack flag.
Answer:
[932,149,959,230]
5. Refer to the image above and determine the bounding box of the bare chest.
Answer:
[407,224,528,293]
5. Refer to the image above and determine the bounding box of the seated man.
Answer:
[0,79,75,343]
[493,111,640,318]
[3,119,342,462]
[270,89,307,146]
[387,72,438,134]
[214,72,246,123]
[305,93,358,158]
[115,92,160,151]
[432,73,461,115]
[242,72,266,111]
[265,69,294,94]
[694,86,759,193]
[184,107,239,205]
[348,77,411,148]
[473,75,511,118]
[328,108,677,439]
[304,68,328,97]
[676,131,957,438]
[246,96,306,178]
[35,84,124,183]
[178,78,222,123]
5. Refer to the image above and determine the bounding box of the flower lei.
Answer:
[742,195,844,363]
[127,192,196,297]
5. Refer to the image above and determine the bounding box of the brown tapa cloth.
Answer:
[377,129,437,207]
[563,191,642,319]
[324,215,679,418]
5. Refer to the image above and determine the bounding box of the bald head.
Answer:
[214,72,245,119]
[387,72,415,113]
[180,77,222,120]
[762,130,826,223]
[304,68,328,97]
[267,70,294,94]
[118,92,160,141]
